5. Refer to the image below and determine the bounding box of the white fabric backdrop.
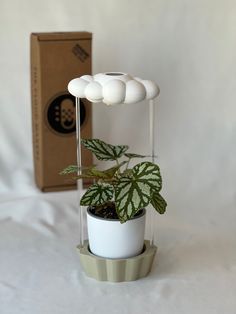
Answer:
[0,0,236,313]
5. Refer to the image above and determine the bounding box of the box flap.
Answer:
[31,32,92,41]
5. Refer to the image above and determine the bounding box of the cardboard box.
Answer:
[30,32,92,191]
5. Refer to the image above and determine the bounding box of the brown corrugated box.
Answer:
[31,32,92,191]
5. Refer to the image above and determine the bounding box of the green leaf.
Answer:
[124,153,146,159]
[114,162,162,222]
[89,167,109,179]
[72,169,106,180]
[81,138,129,161]
[60,165,79,175]
[59,165,94,175]
[80,183,114,206]
[102,165,120,178]
[103,161,128,178]
[81,162,127,180]
[72,174,95,180]
[69,161,128,182]
[151,192,167,214]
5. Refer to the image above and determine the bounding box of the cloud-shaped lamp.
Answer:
[68,72,160,105]
[67,72,161,282]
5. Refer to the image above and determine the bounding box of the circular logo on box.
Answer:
[46,93,86,135]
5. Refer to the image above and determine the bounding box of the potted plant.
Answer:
[61,137,167,259]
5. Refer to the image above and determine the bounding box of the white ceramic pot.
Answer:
[87,208,146,259]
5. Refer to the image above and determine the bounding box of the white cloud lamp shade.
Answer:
[68,72,160,105]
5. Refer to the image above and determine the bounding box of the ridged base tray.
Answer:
[77,240,157,282]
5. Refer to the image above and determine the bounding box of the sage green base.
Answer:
[77,240,157,282]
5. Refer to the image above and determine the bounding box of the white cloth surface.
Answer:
[0,182,236,314]
[1,0,236,313]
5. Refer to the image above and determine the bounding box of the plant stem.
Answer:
[115,158,121,175]
[125,158,131,171]
[115,158,119,166]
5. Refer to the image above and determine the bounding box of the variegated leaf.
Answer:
[124,153,146,159]
[80,183,114,206]
[60,165,79,174]
[114,162,162,222]
[151,192,167,214]
[60,165,91,175]
[81,138,129,161]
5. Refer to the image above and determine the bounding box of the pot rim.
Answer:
[87,207,146,222]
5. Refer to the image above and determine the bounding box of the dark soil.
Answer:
[89,202,143,220]
[89,202,119,219]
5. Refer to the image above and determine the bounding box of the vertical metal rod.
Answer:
[75,97,84,247]
[149,98,155,245]
[149,99,155,164]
